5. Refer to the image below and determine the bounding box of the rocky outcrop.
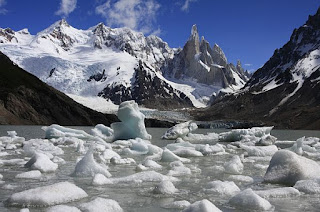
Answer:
[163,25,248,89]
[0,52,118,125]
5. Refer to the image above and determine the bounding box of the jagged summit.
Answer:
[0,21,249,109]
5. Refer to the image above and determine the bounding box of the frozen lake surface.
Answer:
[0,125,320,211]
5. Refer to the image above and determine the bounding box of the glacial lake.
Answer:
[0,125,320,211]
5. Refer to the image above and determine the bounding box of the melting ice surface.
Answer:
[1,105,320,211]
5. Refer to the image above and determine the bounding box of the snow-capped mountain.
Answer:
[195,7,320,129]
[0,20,248,110]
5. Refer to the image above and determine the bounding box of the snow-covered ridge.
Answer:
[0,19,248,110]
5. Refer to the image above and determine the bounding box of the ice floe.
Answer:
[5,181,88,207]
[15,170,42,179]
[162,121,198,140]
[24,153,58,173]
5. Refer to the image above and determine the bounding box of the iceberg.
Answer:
[79,197,123,212]
[90,124,114,140]
[111,101,151,140]
[264,150,320,185]
[24,153,58,173]
[5,182,88,207]
[162,121,198,140]
[228,188,273,211]
[182,199,221,212]
[218,127,274,142]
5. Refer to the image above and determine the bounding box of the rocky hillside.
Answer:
[0,52,118,125]
[194,8,320,130]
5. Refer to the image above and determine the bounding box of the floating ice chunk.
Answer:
[92,173,113,186]
[6,144,17,150]
[254,187,300,198]
[166,141,195,151]
[0,131,25,145]
[204,180,240,196]
[240,145,278,157]
[131,138,150,152]
[183,132,219,143]
[73,147,111,177]
[168,163,192,176]
[79,197,123,212]
[229,188,273,211]
[46,205,81,212]
[182,199,221,212]
[253,164,269,170]
[162,121,198,140]
[163,200,190,209]
[142,159,162,169]
[224,155,243,175]
[2,184,19,190]
[294,178,320,194]
[287,137,317,156]
[161,148,191,163]
[135,164,148,171]
[172,147,203,157]
[257,135,277,146]
[153,180,178,194]
[111,101,151,140]
[264,150,320,186]
[25,153,58,173]
[43,124,93,139]
[5,181,88,207]
[243,156,272,163]
[15,170,42,179]
[111,171,178,184]
[110,157,135,165]
[52,156,65,164]
[227,175,254,184]
[0,173,3,179]
[210,165,225,174]
[90,124,114,140]
[218,127,273,142]
[102,149,121,160]
[19,208,30,212]
[23,139,64,156]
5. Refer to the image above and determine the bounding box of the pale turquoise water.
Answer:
[0,126,320,211]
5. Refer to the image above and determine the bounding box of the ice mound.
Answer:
[92,173,113,185]
[182,199,221,212]
[183,132,219,143]
[90,124,114,140]
[204,180,240,196]
[153,180,178,194]
[240,144,278,157]
[294,179,320,194]
[264,150,320,185]
[79,197,123,212]
[168,161,192,176]
[46,205,81,212]
[15,170,42,179]
[23,139,64,156]
[25,153,58,173]
[111,101,151,140]
[219,127,273,142]
[110,157,135,165]
[254,187,300,198]
[0,131,25,145]
[224,155,243,175]
[162,121,198,140]
[228,188,273,211]
[110,171,177,184]
[42,124,93,139]
[161,148,191,163]
[5,181,88,207]
[73,147,111,177]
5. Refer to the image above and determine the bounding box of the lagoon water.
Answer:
[1,126,320,211]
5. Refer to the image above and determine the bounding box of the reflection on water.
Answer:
[0,126,320,211]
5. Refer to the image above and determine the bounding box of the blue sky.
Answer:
[0,0,319,71]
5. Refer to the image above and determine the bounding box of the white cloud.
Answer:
[0,0,7,15]
[95,0,160,34]
[244,63,252,67]
[55,0,77,17]
[181,0,197,12]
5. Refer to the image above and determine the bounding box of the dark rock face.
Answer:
[0,52,117,125]
[98,61,193,109]
[0,28,17,43]
[163,25,248,88]
[194,8,320,130]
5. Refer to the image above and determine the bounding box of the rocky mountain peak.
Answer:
[190,24,199,41]
[212,43,227,67]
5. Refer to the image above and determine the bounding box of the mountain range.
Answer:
[194,7,320,129]
[0,20,248,110]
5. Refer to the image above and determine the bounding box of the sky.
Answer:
[0,0,319,72]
